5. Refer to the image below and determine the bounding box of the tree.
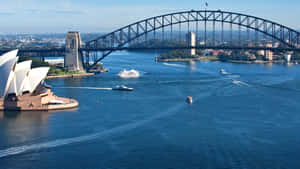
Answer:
[218,53,230,62]
[18,56,49,68]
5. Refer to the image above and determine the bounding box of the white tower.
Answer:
[186,32,196,56]
[285,54,292,63]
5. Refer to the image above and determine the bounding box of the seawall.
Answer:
[46,73,95,79]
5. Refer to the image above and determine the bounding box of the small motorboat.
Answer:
[220,69,230,75]
[112,85,134,91]
[220,69,226,74]
[186,96,193,104]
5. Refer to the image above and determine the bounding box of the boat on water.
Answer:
[220,69,230,75]
[186,96,193,104]
[220,69,226,74]
[112,85,134,91]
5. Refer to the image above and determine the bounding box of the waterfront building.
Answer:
[265,44,273,61]
[257,44,273,61]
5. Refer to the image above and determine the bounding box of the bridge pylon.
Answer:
[65,32,85,72]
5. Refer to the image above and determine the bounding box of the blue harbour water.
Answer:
[1,52,300,169]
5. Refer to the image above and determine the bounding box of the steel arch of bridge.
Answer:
[85,10,300,69]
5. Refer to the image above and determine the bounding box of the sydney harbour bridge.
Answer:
[1,10,300,70]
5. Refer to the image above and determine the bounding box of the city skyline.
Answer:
[0,0,300,33]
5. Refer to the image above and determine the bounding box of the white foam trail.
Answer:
[159,78,230,85]
[118,69,140,79]
[227,75,241,78]
[55,87,112,90]
[221,72,231,75]
[232,80,249,86]
[163,63,186,68]
[0,99,190,159]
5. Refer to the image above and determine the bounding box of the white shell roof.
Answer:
[0,50,18,66]
[6,57,20,96]
[0,50,50,97]
[0,56,18,97]
[7,60,32,96]
[27,67,50,93]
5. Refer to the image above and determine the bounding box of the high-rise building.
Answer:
[265,44,273,61]
[257,44,273,61]
[284,54,292,62]
[186,32,196,56]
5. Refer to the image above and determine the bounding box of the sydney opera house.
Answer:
[0,50,78,111]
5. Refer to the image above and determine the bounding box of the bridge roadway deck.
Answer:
[0,46,299,57]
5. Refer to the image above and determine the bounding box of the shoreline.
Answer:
[0,97,78,111]
[156,57,298,64]
[156,57,218,62]
[227,60,286,64]
[46,73,95,79]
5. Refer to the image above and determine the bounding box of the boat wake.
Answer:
[118,69,140,79]
[163,63,186,68]
[159,78,230,85]
[0,98,194,159]
[221,72,231,75]
[56,87,112,90]
[232,80,250,86]
[227,75,241,78]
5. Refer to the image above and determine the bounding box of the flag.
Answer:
[205,2,208,7]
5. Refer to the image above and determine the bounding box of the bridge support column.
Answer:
[65,32,85,72]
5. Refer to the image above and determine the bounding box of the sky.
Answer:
[0,0,300,33]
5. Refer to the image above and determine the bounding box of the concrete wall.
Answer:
[65,32,85,72]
